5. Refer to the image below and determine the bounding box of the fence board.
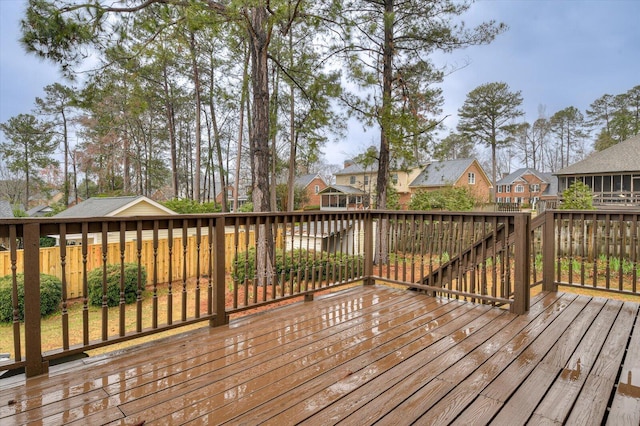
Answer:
[0,231,256,299]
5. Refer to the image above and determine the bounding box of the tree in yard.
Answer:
[0,113,59,208]
[560,181,594,210]
[457,82,524,200]
[34,83,77,206]
[432,131,476,161]
[549,106,588,169]
[338,0,506,212]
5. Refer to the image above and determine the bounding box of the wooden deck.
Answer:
[1,285,639,425]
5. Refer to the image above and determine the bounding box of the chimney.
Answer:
[344,159,354,169]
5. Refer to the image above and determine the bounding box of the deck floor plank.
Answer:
[531,299,625,424]
[489,297,616,424]
[174,299,468,425]
[121,293,449,423]
[1,286,638,426]
[214,302,488,425]
[607,302,640,425]
[413,293,586,425]
[330,292,563,425]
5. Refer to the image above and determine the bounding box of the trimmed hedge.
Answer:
[87,263,147,307]
[0,273,63,323]
[232,247,362,283]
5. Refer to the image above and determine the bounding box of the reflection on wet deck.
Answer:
[1,286,639,425]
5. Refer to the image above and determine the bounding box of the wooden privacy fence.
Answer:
[0,231,257,299]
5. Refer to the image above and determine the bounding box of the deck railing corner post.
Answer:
[212,216,228,326]
[24,221,49,377]
[512,213,531,314]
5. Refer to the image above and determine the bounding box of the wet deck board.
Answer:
[1,286,638,425]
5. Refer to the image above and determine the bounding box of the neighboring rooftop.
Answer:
[555,134,640,175]
[54,195,176,218]
[410,158,478,187]
[0,200,14,218]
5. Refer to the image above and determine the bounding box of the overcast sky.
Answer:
[1,0,639,167]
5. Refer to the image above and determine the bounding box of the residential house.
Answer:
[27,205,55,217]
[495,168,558,208]
[318,185,369,211]
[409,158,492,204]
[295,173,327,209]
[334,160,423,208]
[54,195,178,244]
[214,184,250,211]
[555,134,640,206]
[0,200,14,249]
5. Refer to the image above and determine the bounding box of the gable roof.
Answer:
[318,185,367,195]
[410,158,482,187]
[497,168,553,185]
[294,173,326,188]
[555,134,640,175]
[54,196,177,218]
[0,201,13,218]
[26,205,54,217]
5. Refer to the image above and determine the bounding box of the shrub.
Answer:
[409,187,475,211]
[87,263,147,307]
[0,273,62,322]
[232,248,363,284]
[161,198,222,214]
[560,181,595,210]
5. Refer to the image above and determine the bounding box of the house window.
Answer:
[505,185,511,193]
[497,186,502,193]
[515,184,524,193]
[530,184,540,193]
[364,176,369,186]
[349,176,356,185]
[468,172,475,185]
[392,174,398,185]
[497,197,503,203]
[314,185,320,194]
[505,197,511,203]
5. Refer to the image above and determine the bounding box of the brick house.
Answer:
[334,160,423,209]
[409,158,492,204]
[294,173,328,208]
[495,168,557,208]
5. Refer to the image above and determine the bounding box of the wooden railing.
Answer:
[2,209,639,378]
[542,210,640,296]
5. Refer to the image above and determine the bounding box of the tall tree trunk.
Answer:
[286,30,296,212]
[248,5,274,285]
[374,0,394,265]
[234,47,250,212]
[208,57,228,211]
[270,59,279,210]
[162,67,179,198]
[61,109,69,205]
[190,32,202,202]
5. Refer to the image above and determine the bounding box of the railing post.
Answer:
[363,212,374,285]
[24,222,49,377]
[512,214,530,314]
[542,210,557,292]
[211,216,228,326]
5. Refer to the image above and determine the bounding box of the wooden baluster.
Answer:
[136,220,143,332]
[195,218,201,318]
[59,223,69,350]
[82,222,89,345]
[167,219,173,325]
[101,222,108,341]
[9,225,21,362]
[182,220,188,322]
[152,221,159,329]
